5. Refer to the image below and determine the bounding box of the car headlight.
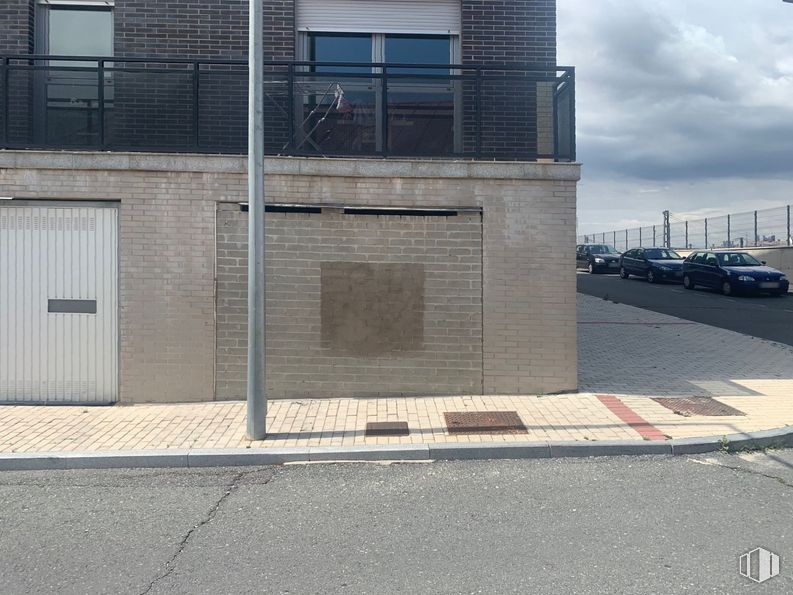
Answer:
[780,276,788,282]
[737,275,755,282]
[594,258,605,263]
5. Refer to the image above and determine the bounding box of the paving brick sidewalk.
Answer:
[1,294,792,454]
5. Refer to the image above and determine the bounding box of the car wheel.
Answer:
[588,263,595,274]
[647,269,656,284]
[683,275,694,290]
[721,280,733,296]
[619,267,629,279]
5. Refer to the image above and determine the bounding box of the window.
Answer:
[35,2,114,146]
[40,4,113,61]
[705,254,718,266]
[309,33,373,73]
[297,31,458,156]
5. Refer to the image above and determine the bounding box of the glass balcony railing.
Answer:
[0,56,575,161]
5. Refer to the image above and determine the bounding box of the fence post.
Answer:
[727,214,731,247]
[754,210,758,246]
[685,221,689,249]
[705,218,708,248]
[639,227,642,246]
[625,229,628,249]
[613,230,616,248]
[788,205,791,247]
[653,225,656,246]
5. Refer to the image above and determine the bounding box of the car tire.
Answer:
[721,280,733,296]
[588,263,595,274]
[647,269,656,284]
[683,275,694,290]
[619,267,629,279]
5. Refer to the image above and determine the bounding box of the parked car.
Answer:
[576,244,622,274]
[682,251,789,296]
[619,247,685,283]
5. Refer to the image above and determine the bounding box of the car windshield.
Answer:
[590,245,618,254]
[717,252,763,267]
[645,249,681,260]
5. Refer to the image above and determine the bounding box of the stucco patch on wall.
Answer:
[320,262,424,356]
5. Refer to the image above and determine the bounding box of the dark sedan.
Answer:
[576,244,622,274]
[682,251,790,296]
[619,247,685,283]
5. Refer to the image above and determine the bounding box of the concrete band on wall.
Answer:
[0,152,580,402]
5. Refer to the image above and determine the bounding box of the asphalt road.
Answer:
[577,271,793,346]
[2,452,793,594]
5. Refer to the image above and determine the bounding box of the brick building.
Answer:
[0,0,579,404]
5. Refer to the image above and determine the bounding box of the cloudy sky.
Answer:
[557,0,793,235]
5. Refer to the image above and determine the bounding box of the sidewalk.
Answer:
[1,294,792,462]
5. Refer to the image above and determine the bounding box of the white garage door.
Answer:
[0,204,118,403]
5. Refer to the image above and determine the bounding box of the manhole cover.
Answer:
[365,421,410,437]
[652,397,745,417]
[444,411,527,434]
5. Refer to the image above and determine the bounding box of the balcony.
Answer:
[0,56,575,161]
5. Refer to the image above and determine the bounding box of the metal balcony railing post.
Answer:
[705,218,709,248]
[685,221,689,249]
[788,205,791,247]
[754,210,758,246]
[287,63,295,151]
[2,57,8,148]
[727,214,731,247]
[192,61,200,151]
[475,67,482,158]
[97,59,105,150]
[380,67,389,156]
[569,69,576,161]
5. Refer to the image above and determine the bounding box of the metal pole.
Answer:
[247,0,266,440]
[705,218,708,249]
[727,214,731,247]
[753,210,758,246]
[685,221,688,249]
[787,205,791,247]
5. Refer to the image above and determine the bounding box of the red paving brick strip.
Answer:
[596,395,668,441]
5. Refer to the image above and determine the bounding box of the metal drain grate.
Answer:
[365,421,410,437]
[652,397,745,417]
[444,411,528,434]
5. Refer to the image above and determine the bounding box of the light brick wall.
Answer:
[216,206,484,399]
[0,152,579,402]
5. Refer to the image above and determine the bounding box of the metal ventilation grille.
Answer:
[444,411,528,434]
[652,397,745,417]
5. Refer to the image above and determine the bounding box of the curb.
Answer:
[1,426,792,471]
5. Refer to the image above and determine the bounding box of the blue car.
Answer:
[619,247,685,283]
[682,251,789,296]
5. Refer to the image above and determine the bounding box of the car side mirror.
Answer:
[762,261,767,265]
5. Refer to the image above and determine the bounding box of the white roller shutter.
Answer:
[296,0,461,34]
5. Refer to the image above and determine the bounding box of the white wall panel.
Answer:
[296,0,461,34]
[0,205,118,403]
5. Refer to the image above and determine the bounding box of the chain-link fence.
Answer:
[577,205,793,251]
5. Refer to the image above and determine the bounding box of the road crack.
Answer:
[138,468,276,595]
[687,456,793,489]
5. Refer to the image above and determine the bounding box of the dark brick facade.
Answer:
[461,0,556,66]
[0,0,33,54]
